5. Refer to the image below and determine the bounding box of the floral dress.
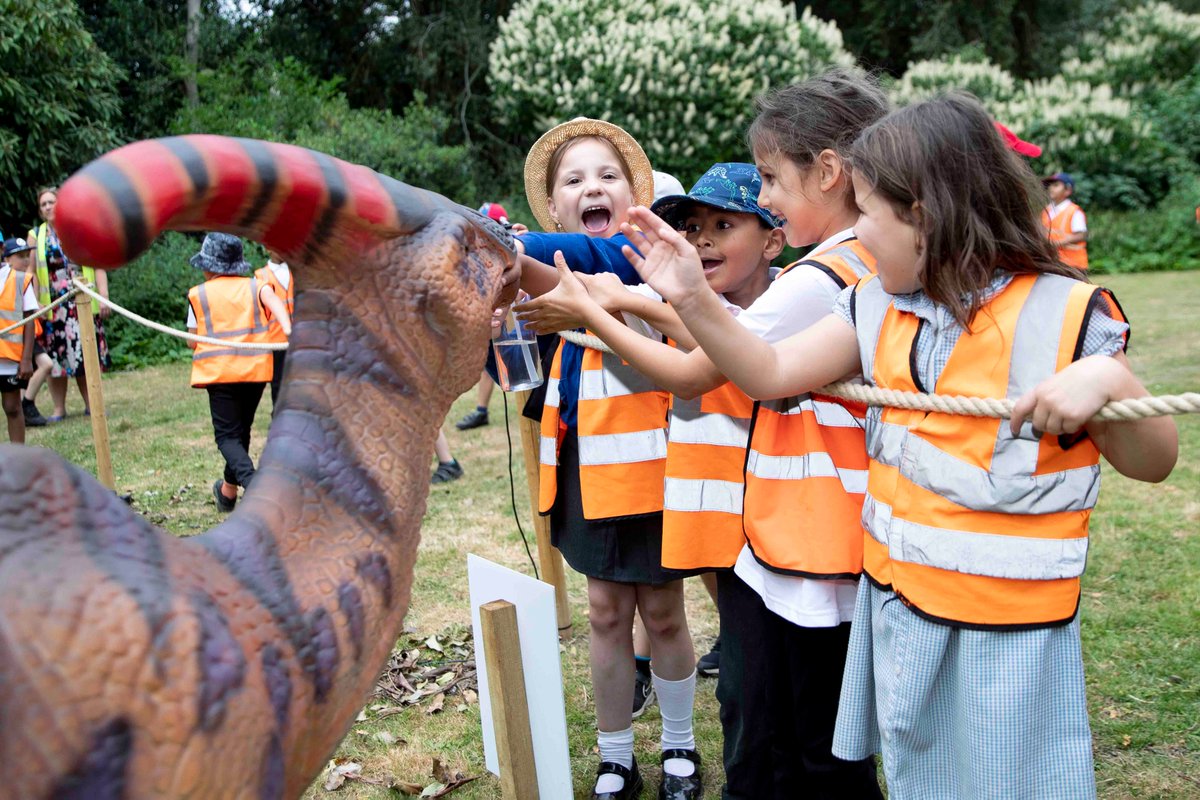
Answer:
[38,227,111,377]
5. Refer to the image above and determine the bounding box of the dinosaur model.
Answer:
[0,135,517,799]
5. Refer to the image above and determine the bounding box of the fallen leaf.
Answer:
[391,781,426,795]
[1122,734,1133,748]
[425,635,444,653]
[455,704,468,713]
[436,671,455,686]
[322,761,362,791]
[375,731,397,746]
[421,783,447,798]
[355,709,368,722]
[462,689,478,705]
[425,693,445,715]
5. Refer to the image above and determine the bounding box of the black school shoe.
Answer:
[455,407,489,430]
[632,669,656,719]
[212,479,236,513]
[593,758,643,800]
[658,749,702,800]
[22,398,47,427]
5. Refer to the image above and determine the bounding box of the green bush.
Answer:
[488,0,855,180]
[104,232,203,370]
[1088,179,1200,274]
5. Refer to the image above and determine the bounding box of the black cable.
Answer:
[502,389,540,581]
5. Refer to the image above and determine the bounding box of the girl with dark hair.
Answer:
[619,91,1178,799]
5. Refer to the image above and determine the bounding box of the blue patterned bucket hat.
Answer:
[650,162,781,229]
[189,232,251,276]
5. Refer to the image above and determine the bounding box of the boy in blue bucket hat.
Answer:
[515,164,784,800]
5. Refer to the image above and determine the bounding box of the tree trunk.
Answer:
[185,0,200,108]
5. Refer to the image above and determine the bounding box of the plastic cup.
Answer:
[491,309,543,392]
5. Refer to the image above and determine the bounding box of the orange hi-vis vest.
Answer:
[539,339,670,520]
[188,276,274,388]
[0,270,33,362]
[662,373,754,571]
[254,264,293,345]
[851,272,1128,629]
[1041,201,1088,270]
[741,238,875,578]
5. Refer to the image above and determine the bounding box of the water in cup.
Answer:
[492,306,543,392]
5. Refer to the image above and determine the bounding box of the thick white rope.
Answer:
[0,287,83,337]
[72,279,287,351]
[556,329,1200,422]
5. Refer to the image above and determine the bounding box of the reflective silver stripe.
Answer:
[853,278,891,383]
[861,493,890,546]
[543,377,560,409]
[991,275,1077,475]
[819,243,874,280]
[863,495,1088,580]
[249,277,263,332]
[197,283,213,332]
[664,477,743,515]
[668,410,750,448]
[867,418,1100,513]
[578,429,667,466]
[0,278,22,343]
[579,352,659,400]
[197,280,269,338]
[192,349,272,360]
[745,450,868,494]
[540,436,557,466]
[761,395,862,428]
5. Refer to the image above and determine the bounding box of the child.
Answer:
[1041,171,1089,269]
[520,70,888,800]
[0,238,39,444]
[186,232,291,512]
[254,248,293,407]
[515,118,701,800]
[620,92,1177,799]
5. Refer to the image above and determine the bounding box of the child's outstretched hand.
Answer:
[578,271,633,314]
[621,207,708,304]
[1009,354,1134,436]
[515,251,598,334]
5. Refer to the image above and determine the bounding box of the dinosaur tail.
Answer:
[54,135,453,269]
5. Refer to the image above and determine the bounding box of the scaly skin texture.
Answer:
[0,135,516,799]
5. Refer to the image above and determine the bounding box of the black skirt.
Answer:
[549,432,702,585]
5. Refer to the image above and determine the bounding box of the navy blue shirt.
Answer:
[519,232,641,428]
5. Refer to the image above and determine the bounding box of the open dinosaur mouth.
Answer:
[582,207,612,234]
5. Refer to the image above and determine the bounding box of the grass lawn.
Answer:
[26,271,1198,798]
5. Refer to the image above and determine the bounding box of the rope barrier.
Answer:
[0,287,83,337]
[71,279,288,351]
[556,329,1200,422]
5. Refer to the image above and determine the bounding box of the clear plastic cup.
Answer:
[492,308,543,392]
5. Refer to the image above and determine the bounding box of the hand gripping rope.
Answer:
[556,329,1200,422]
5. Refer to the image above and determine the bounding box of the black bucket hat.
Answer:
[189,232,251,276]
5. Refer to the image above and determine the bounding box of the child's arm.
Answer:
[620,207,860,400]
[1009,352,1177,483]
[259,285,293,336]
[187,328,198,351]
[580,272,698,349]
[18,317,34,380]
[94,268,110,319]
[515,233,639,297]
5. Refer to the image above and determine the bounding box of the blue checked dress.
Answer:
[828,274,1128,800]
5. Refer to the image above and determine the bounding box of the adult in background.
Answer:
[27,186,111,421]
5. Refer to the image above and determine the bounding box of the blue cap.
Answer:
[3,237,34,259]
[1042,171,1075,189]
[651,163,781,229]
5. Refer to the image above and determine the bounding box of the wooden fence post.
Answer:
[480,600,540,800]
[75,285,115,489]
[514,389,572,631]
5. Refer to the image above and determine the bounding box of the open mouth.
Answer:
[701,259,723,274]
[581,206,612,234]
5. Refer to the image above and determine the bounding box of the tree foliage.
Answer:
[0,0,122,236]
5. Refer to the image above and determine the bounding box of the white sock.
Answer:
[653,669,697,777]
[595,726,634,794]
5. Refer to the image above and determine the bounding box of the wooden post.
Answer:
[480,600,539,800]
[76,287,115,489]
[514,389,572,631]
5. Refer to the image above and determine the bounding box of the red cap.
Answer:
[994,121,1042,158]
[479,202,509,223]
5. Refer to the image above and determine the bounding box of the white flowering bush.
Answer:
[488,0,854,180]
[890,54,1018,107]
[1061,2,1200,94]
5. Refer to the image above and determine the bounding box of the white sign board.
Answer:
[468,554,571,798]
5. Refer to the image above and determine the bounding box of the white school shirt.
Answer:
[731,229,862,628]
[0,265,40,375]
[266,260,291,291]
[1045,200,1088,232]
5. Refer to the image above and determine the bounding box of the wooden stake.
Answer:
[480,600,539,800]
[514,389,572,631]
[76,288,114,489]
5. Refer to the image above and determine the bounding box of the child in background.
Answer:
[515,118,702,800]
[0,238,39,443]
[254,248,293,407]
[1041,171,1089,269]
[520,70,888,799]
[620,92,1177,800]
[186,233,291,512]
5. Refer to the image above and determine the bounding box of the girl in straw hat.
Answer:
[515,118,703,800]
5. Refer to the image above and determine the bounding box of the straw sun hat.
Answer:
[523,117,655,232]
